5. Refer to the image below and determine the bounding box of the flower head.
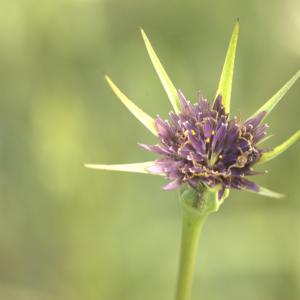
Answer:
[140,93,269,199]
[86,21,300,205]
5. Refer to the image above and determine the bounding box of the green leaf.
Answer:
[215,20,240,114]
[257,130,300,165]
[248,69,300,121]
[140,29,181,113]
[84,161,162,175]
[105,76,157,136]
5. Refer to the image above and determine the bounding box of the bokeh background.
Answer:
[0,0,300,299]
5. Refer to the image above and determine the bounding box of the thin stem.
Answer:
[175,207,207,300]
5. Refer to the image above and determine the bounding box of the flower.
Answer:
[139,93,269,199]
[86,21,300,203]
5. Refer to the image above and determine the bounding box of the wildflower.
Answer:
[86,21,300,204]
[86,21,300,300]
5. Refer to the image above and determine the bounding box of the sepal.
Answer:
[215,20,240,114]
[247,69,300,122]
[84,161,163,175]
[105,76,157,135]
[179,184,229,217]
[241,185,284,199]
[257,130,300,165]
[141,29,181,113]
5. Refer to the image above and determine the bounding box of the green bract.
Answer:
[258,130,300,165]
[105,75,157,136]
[141,29,181,113]
[215,20,239,114]
[248,69,300,122]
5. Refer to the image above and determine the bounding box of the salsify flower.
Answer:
[86,21,300,205]
[86,21,300,300]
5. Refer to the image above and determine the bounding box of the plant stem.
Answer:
[175,204,207,300]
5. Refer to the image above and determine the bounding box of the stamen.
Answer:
[237,155,248,167]
[191,129,196,135]
[205,137,210,143]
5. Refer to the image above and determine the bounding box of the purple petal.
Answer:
[138,143,174,156]
[203,118,215,138]
[253,124,269,143]
[235,137,250,152]
[213,94,225,116]
[224,123,240,148]
[169,112,180,128]
[162,179,182,190]
[231,177,259,192]
[147,164,166,174]
[244,111,266,128]
[188,150,205,162]
[211,123,227,153]
[187,132,206,155]
[155,117,174,140]
[198,99,210,117]
[178,90,194,115]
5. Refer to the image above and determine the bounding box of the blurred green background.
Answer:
[0,0,300,299]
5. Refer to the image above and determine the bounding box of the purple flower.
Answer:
[139,93,269,198]
[86,21,300,202]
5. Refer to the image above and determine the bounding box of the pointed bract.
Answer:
[141,29,181,113]
[248,69,300,121]
[84,161,163,175]
[243,186,284,199]
[215,20,239,114]
[258,186,284,198]
[105,76,157,135]
[257,130,300,165]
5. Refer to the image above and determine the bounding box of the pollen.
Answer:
[218,154,223,159]
[211,130,216,135]
[205,137,210,143]
[191,129,196,135]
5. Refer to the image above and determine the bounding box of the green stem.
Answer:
[175,208,207,300]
